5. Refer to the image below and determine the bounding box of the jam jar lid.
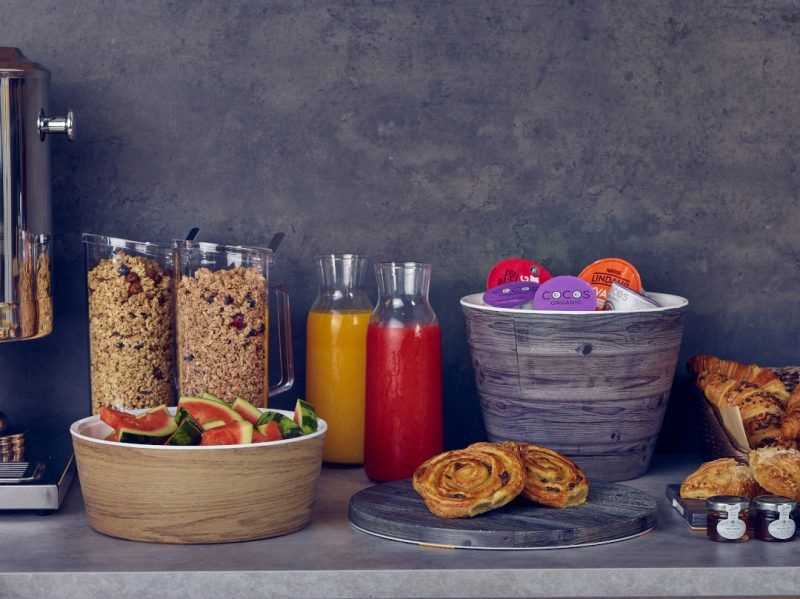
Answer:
[752,495,797,511]
[706,495,750,510]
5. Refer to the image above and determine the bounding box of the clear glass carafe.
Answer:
[364,261,443,481]
[306,254,372,464]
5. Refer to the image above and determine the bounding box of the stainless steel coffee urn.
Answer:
[0,48,76,509]
[0,47,74,340]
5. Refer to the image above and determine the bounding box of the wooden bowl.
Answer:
[70,409,326,544]
[461,292,688,481]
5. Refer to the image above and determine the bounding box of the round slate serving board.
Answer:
[348,480,657,550]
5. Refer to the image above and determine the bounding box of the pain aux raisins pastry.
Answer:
[412,442,525,518]
[413,442,591,518]
[505,442,589,508]
[680,458,763,500]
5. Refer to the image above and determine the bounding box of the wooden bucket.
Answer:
[461,292,688,481]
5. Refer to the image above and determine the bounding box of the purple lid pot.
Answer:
[533,276,596,311]
[483,281,540,309]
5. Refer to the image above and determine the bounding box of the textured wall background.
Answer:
[0,1,798,454]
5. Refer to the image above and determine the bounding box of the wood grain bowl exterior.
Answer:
[72,424,325,544]
[461,293,687,481]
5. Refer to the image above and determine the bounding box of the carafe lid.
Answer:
[0,47,48,77]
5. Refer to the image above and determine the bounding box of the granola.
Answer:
[87,252,175,414]
[176,266,267,405]
[37,251,53,334]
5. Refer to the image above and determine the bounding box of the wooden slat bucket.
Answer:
[461,292,688,481]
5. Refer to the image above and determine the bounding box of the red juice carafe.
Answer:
[364,261,443,482]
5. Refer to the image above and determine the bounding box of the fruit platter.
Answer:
[97,393,319,446]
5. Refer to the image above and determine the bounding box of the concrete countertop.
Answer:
[0,455,798,598]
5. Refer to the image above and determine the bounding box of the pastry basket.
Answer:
[698,366,800,461]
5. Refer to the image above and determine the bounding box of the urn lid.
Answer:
[0,47,49,78]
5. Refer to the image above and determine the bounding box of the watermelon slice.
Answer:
[200,421,253,446]
[100,405,175,436]
[165,419,203,446]
[256,420,282,442]
[201,419,226,430]
[255,411,301,438]
[174,406,201,428]
[255,410,280,427]
[99,407,136,431]
[273,413,302,438]
[118,417,178,444]
[232,397,262,425]
[178,396,243,425]
[135,405,171,422]
[201,392,227,405]
[293,399,318,435]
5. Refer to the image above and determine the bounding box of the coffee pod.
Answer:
[578,258,643,310]
[533,276,596,311]
[483,281,540,309]
[602,282,661,312]
[487,258,553,290]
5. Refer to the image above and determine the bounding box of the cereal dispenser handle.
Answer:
[268,283,294,398]
[38,108,75,141]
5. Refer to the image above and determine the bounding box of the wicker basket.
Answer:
[699,366,800,461]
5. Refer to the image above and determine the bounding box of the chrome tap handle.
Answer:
[37,109,75,141]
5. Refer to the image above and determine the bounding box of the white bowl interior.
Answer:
[71,407,327,450]
[460,291,688,315]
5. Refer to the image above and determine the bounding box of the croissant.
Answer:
[697,373,791,449]
[412,442,525,518]
[504,442,589,508]
[749,447,800,501]
[689,355,788,405]
[780,385,800,441]
[680,458,762,500]
[696,373,754,409]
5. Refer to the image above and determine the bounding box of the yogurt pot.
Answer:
[602,282,661,312]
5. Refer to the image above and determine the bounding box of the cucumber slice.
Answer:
[202,419,226,430]
[293,399,318,435]
[165,419,203,446]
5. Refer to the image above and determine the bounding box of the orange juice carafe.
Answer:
[306,255,372,464]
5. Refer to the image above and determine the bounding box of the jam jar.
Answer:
[706,495,750,543]
[752,495,797,542]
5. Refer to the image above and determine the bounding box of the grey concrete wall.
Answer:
[0,1,798,454]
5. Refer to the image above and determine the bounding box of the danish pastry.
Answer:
[412,442,525,518]
[749,447,800,501]
[504,442,589,508]
[679,458,762,500]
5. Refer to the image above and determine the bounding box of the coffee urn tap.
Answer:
[0,47,74,341]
